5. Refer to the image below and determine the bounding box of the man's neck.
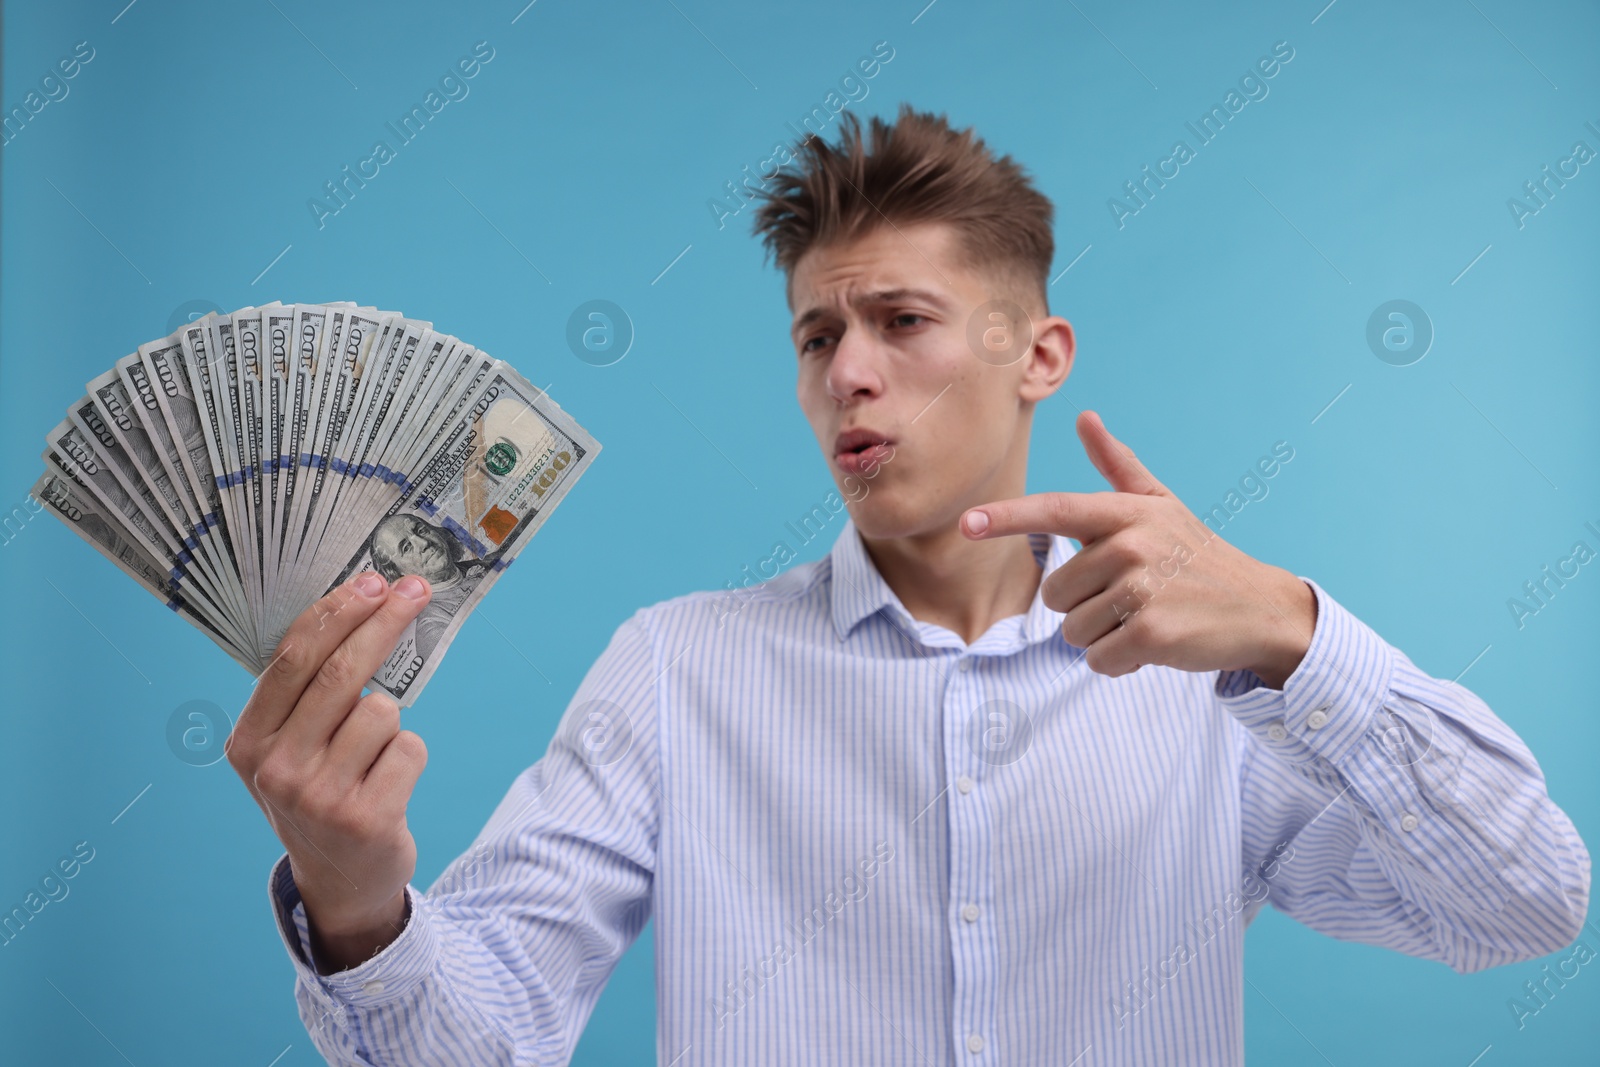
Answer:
[859,522,1044,646]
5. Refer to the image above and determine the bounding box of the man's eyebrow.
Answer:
[790,288,951,338]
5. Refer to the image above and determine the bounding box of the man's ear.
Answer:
[1018,315,1074,403]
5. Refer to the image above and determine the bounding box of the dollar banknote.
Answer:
[34,303,601,705]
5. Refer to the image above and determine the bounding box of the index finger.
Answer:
[238,571,393,737]
[962,491,1135,543]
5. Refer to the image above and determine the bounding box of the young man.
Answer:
[227,106,1590,1065]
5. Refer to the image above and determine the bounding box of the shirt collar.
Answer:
[827,517,1077,649]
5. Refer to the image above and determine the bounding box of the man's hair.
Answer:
[751,104,1055,314]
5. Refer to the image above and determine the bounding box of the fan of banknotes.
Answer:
[33,302,600,707]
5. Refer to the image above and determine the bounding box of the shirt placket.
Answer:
[943,650,998,1061]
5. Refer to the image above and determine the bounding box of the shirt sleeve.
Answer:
[264,607,664,1065]
[1216,577,1591,974]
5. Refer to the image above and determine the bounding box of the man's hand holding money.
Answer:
[225,571,435,973]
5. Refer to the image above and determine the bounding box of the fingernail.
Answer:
[965,510,989,535]
[356,572,384,596]
[394,576,428,600]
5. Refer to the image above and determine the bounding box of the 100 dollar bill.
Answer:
[324,361,599,705]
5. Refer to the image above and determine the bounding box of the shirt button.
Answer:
[1266,721,1288,742]
[1400,812,1419,833]
[362,979,385,995]
[1306,708,1330,730]
[967,1033,985,1053]
[959,657,974,672]
[961,903,980,922]
[956,775,974,795]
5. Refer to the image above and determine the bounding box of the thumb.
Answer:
[1078,410,1171,497]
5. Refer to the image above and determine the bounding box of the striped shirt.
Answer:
[267,519,1591,1065]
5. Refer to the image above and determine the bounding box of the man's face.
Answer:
[789,221,1073,541]
[373,514,458,585]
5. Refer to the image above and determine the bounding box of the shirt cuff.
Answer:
[267,852,440,1010]
[1214,577,1395,766]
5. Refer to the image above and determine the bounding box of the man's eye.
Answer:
[399,539,411,554]
[890,313,926,328]
[800,335,831,354]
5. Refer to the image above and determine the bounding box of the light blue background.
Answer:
[3,0,1596,1063]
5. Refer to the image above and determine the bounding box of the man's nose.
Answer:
[825,324,883,404]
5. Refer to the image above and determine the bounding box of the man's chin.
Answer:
[420,565,460,588]
[844,491,958,543]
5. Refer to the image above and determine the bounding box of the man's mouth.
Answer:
[833,428,894,476]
